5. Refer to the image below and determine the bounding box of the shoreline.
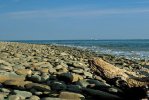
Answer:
[0,42,149,99]
[2,40,149,61]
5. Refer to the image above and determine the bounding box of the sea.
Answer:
[4,39,149,60]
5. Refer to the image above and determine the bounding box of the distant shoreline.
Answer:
[1,40,149,61]
[1,40,149,60]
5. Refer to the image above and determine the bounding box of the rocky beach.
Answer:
[0,42,149,100]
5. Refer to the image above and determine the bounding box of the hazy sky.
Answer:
[0,0,149,40]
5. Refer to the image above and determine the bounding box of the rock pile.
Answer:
[0,42,148,100]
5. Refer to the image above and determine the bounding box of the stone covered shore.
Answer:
[0,42,149,100]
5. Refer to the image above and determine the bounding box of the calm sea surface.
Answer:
[5,40,149,60]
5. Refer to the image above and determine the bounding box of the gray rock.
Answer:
[25,83,51,92]
[41,97,65,100]
[59,91,85,100]
[76,80,90,87]
[84,71,93,78]
[48,67,57,74]
[108,87,118,93]
[32,71,41,75]
[0,65,13,71]
[0,59,11,66]
[34,92,43,96]
[8,95,21,100]
[72,69,84,74]
[40,73,50,82]
[14,53,22,58]
[60,52,68,56]
[13,90,32,99]
[27,74,41,83]
[55,65,63,70]
[72,61,87,69]
[28,95,40,100]
[0,88,11,93]
[13,65,25,71]
[0,92,8,100]
[60,63,68,68]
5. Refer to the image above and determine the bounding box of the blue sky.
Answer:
[0,0,149,40]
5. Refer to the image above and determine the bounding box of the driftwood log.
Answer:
[89,58,149,88]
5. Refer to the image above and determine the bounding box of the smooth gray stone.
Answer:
[41,97,65,100]
[76,80,90,87]
[27,74,41,83]
[72,69,84,74]
[25,83,51,92]
[0,88,11,93]
[28,95,40,100]
[13,90,32,99]
[0,92,9,100]
[83,71,93,78]
[8,95,21,100]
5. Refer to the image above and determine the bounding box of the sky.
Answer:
[0,0,149,40]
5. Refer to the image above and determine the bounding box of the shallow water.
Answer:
[6,39,149,60]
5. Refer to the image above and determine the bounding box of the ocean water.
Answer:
[7,40,149,60]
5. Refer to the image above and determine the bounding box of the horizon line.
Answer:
[1,39,149,41]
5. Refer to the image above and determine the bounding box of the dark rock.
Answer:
[66,85,82,93]
[57,72,73,83]
[123,87,148,100]
[82,88,123,100]
[0,83,3,88]
[87,79,110,87]
[50,81,67,91]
